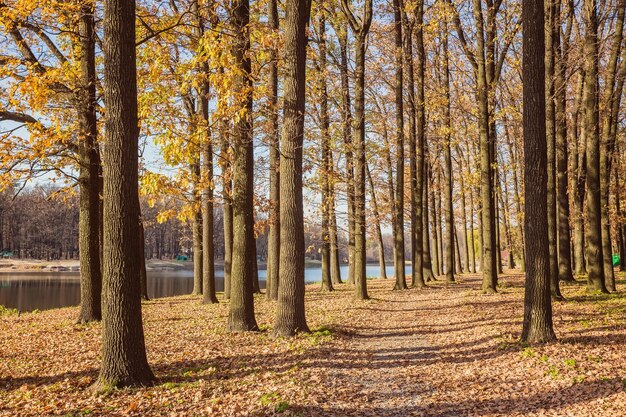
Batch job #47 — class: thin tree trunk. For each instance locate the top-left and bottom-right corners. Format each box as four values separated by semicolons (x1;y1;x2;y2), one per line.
95;0;154;386
191;160;203;295
273;0;312;336
459;163;471;273
472;0;497;293
554;0;575;283
571;71;587;277
329;163;343;284
337;26;355;286
139;212;148;301
583;0;608;293
266;0;280;301
422;161;436;281
317;8;334;292
545;0;562;300
367;163;387;280
202;125;217;303
392;0;406;290
411;0;426;288
76;3;102;324
442;18;454;283
599;0;626;292
221;134;233;299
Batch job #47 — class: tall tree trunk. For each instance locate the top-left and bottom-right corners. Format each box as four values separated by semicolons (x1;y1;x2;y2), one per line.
194;0;216;303
191;161;203;295
469;176;477;273
95;0;154;387
422;160;436;281
273;0;312;336
472;0;497;293
442;18;454;283
545;0;562;299
392;0;406;290
599;0;626;292
337;25;355;286
554;0;575;283
505;122;525;272
521;0;556;344
341;0;372;299
266;0;280;301
367;163;387;280
201;124;217;304
616;159;626;271
459;163;471;273
228;0;259;331
221;134;233;299
329;163;343;284
317;8;334;292
583;0;608;293
76;3;102;324
431;171;441;277
411;0;426;288
571;71;587;277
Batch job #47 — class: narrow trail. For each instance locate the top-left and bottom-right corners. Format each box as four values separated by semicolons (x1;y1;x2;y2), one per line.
319;281;445;416
308;275;626;417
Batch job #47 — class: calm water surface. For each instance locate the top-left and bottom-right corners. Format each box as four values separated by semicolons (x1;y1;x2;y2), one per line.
0;264;412;311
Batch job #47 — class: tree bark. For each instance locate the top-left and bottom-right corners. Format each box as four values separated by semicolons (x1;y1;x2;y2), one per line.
583;0;608;293
228;0;259;331
472;0;497;293
412;0;426;287
521;0;556;344
554;0;575;283
570;71;587;277
337;25;355;286
266;0;280;301
191;160;203;295
273;0;312;336
392;0;406;290
545;0;562;299
599;0;626;292
317;8;334;292
76;3;102;324
442;17;454;283
95;0;154;387
367;163;387;280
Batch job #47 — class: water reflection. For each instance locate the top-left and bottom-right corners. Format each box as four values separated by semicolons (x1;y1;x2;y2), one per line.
0;264;411;312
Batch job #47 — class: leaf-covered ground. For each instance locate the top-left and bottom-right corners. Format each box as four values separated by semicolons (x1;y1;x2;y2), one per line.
1;271;626;416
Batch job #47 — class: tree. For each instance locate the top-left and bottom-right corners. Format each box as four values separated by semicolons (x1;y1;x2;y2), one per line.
521;0;556;344
228;0;258;332
391;0;407;290
441;11;455;283
94;0;154;388
273;0;312;337
316;5;335;292
341;0;372;300
0;0;103;323
265;0;280;301
583;0;608;294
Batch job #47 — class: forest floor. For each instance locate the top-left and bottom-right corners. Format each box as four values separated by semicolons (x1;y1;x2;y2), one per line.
1;271;626;416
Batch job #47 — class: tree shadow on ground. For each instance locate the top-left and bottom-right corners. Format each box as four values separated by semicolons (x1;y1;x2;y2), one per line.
259;377;624;417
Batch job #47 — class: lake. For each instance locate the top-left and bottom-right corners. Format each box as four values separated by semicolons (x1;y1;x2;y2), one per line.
0;264;412;311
